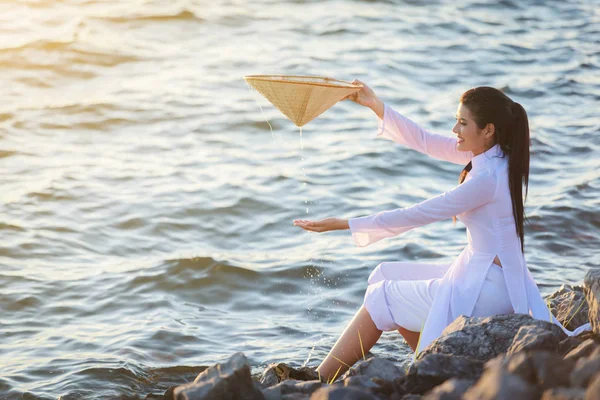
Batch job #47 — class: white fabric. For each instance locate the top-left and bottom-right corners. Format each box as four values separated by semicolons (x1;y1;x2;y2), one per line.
349;103;591;356
364;262;513;333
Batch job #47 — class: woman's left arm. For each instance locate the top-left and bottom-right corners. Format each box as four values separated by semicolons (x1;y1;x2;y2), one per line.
348;170;498;247
293;217;349;232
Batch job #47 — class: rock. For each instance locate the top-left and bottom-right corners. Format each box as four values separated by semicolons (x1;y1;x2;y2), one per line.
421;378;476;400
585;373;600;399
507;324;567;354
400;395;422;400
559;337;585;357
262;380;322;400
584;269;600;335
260;366;280;388
341;376;381;391
485;351;575;390
260;363;319;387
546;284;590;331
565;339;598;362
418;314;560;362
340;357;403;382
173;352;265;400
281;395;309;400
404;354;483;394
309;386;378;399
527;352;575;389
463;366;540;400
541;387;585;400
570;347;600;388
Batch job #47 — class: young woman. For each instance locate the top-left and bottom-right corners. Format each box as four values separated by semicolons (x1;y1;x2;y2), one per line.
293;80;590;382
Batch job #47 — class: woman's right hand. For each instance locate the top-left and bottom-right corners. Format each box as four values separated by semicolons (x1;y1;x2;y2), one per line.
342;79;379;109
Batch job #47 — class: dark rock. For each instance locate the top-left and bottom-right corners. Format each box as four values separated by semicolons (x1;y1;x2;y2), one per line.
559;337;585;357
309;386;378;399
404;354;483;394
546;284;590;331
485;351;575;390
570;347;600;388
585;373;600;399
541;387;585;400
584;269;600;335
400;395;422;400
340;357;403;382
260;363;319;387
565;339;598;362
341;376;381;391
262;380;322;400
507;324;567;354
421;378;476;400
282;395;309;400
528;352;575;389
173;352;265;400
418;314;562;362
463;367;540;400
260;366;280;388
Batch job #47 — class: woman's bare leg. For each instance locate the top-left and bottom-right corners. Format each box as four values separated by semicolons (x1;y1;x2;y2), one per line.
317;306;382;382
397;327;420;351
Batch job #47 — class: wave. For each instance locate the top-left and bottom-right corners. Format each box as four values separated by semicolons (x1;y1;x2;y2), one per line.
96;9;203;23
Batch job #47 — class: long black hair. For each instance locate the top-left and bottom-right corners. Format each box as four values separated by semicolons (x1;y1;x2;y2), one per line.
454;87;531;253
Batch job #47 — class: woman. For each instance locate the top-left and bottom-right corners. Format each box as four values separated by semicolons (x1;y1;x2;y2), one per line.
293;80;590;382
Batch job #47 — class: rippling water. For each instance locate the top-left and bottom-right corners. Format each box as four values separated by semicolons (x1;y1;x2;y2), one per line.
1;0;599;398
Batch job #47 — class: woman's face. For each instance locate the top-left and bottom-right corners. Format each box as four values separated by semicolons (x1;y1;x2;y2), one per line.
452;103;491;155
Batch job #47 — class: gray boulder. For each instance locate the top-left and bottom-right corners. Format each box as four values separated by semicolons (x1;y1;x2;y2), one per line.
173;352;265;400
463;365;539;400
309;386;378;399
497;351;575;390
559;337;585;357
341;375;382;391
585;373;600;399
260;363;319;387
546;284;590;331
262;380;322;400
507;324;567;354
340;357;403;382
404;353;483;394
541;387;585;400
570;347;600;388
418;314;562;362
565;339;598;362
421;378;476;400
584;269;600;335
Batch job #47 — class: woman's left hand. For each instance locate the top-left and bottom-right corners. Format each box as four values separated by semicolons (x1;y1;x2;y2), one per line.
293;218;349;233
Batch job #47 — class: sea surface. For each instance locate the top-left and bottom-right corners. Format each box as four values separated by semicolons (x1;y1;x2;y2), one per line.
1;0;599;398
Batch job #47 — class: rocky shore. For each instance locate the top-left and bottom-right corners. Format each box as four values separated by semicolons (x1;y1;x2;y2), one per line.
142;269;600;400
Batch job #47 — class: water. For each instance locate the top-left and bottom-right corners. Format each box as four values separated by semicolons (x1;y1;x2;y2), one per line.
1;0;599;398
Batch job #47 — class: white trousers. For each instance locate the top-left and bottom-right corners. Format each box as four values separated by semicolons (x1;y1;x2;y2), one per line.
363;261;514;332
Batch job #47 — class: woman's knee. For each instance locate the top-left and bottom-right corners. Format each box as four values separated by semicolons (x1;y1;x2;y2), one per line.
367;263;387;285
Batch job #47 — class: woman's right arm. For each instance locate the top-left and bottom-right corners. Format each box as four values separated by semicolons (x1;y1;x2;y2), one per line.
372;100;473;165
343;80;472;165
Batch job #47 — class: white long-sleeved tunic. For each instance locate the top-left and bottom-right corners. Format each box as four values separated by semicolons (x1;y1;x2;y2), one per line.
348;103;590;355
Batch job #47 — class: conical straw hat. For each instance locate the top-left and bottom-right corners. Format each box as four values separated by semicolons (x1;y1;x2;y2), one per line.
244;75;362;127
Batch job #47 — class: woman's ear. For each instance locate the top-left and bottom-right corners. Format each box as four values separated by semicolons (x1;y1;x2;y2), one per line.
484;123;495;139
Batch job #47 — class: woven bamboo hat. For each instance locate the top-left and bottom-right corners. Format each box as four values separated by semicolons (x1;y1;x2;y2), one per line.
244;75;362;127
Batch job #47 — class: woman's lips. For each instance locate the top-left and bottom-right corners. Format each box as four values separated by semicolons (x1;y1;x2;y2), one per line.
457;138;465;143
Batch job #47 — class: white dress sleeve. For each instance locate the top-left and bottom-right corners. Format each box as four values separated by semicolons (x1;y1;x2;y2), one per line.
377;103;474;165
348;171;497;247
